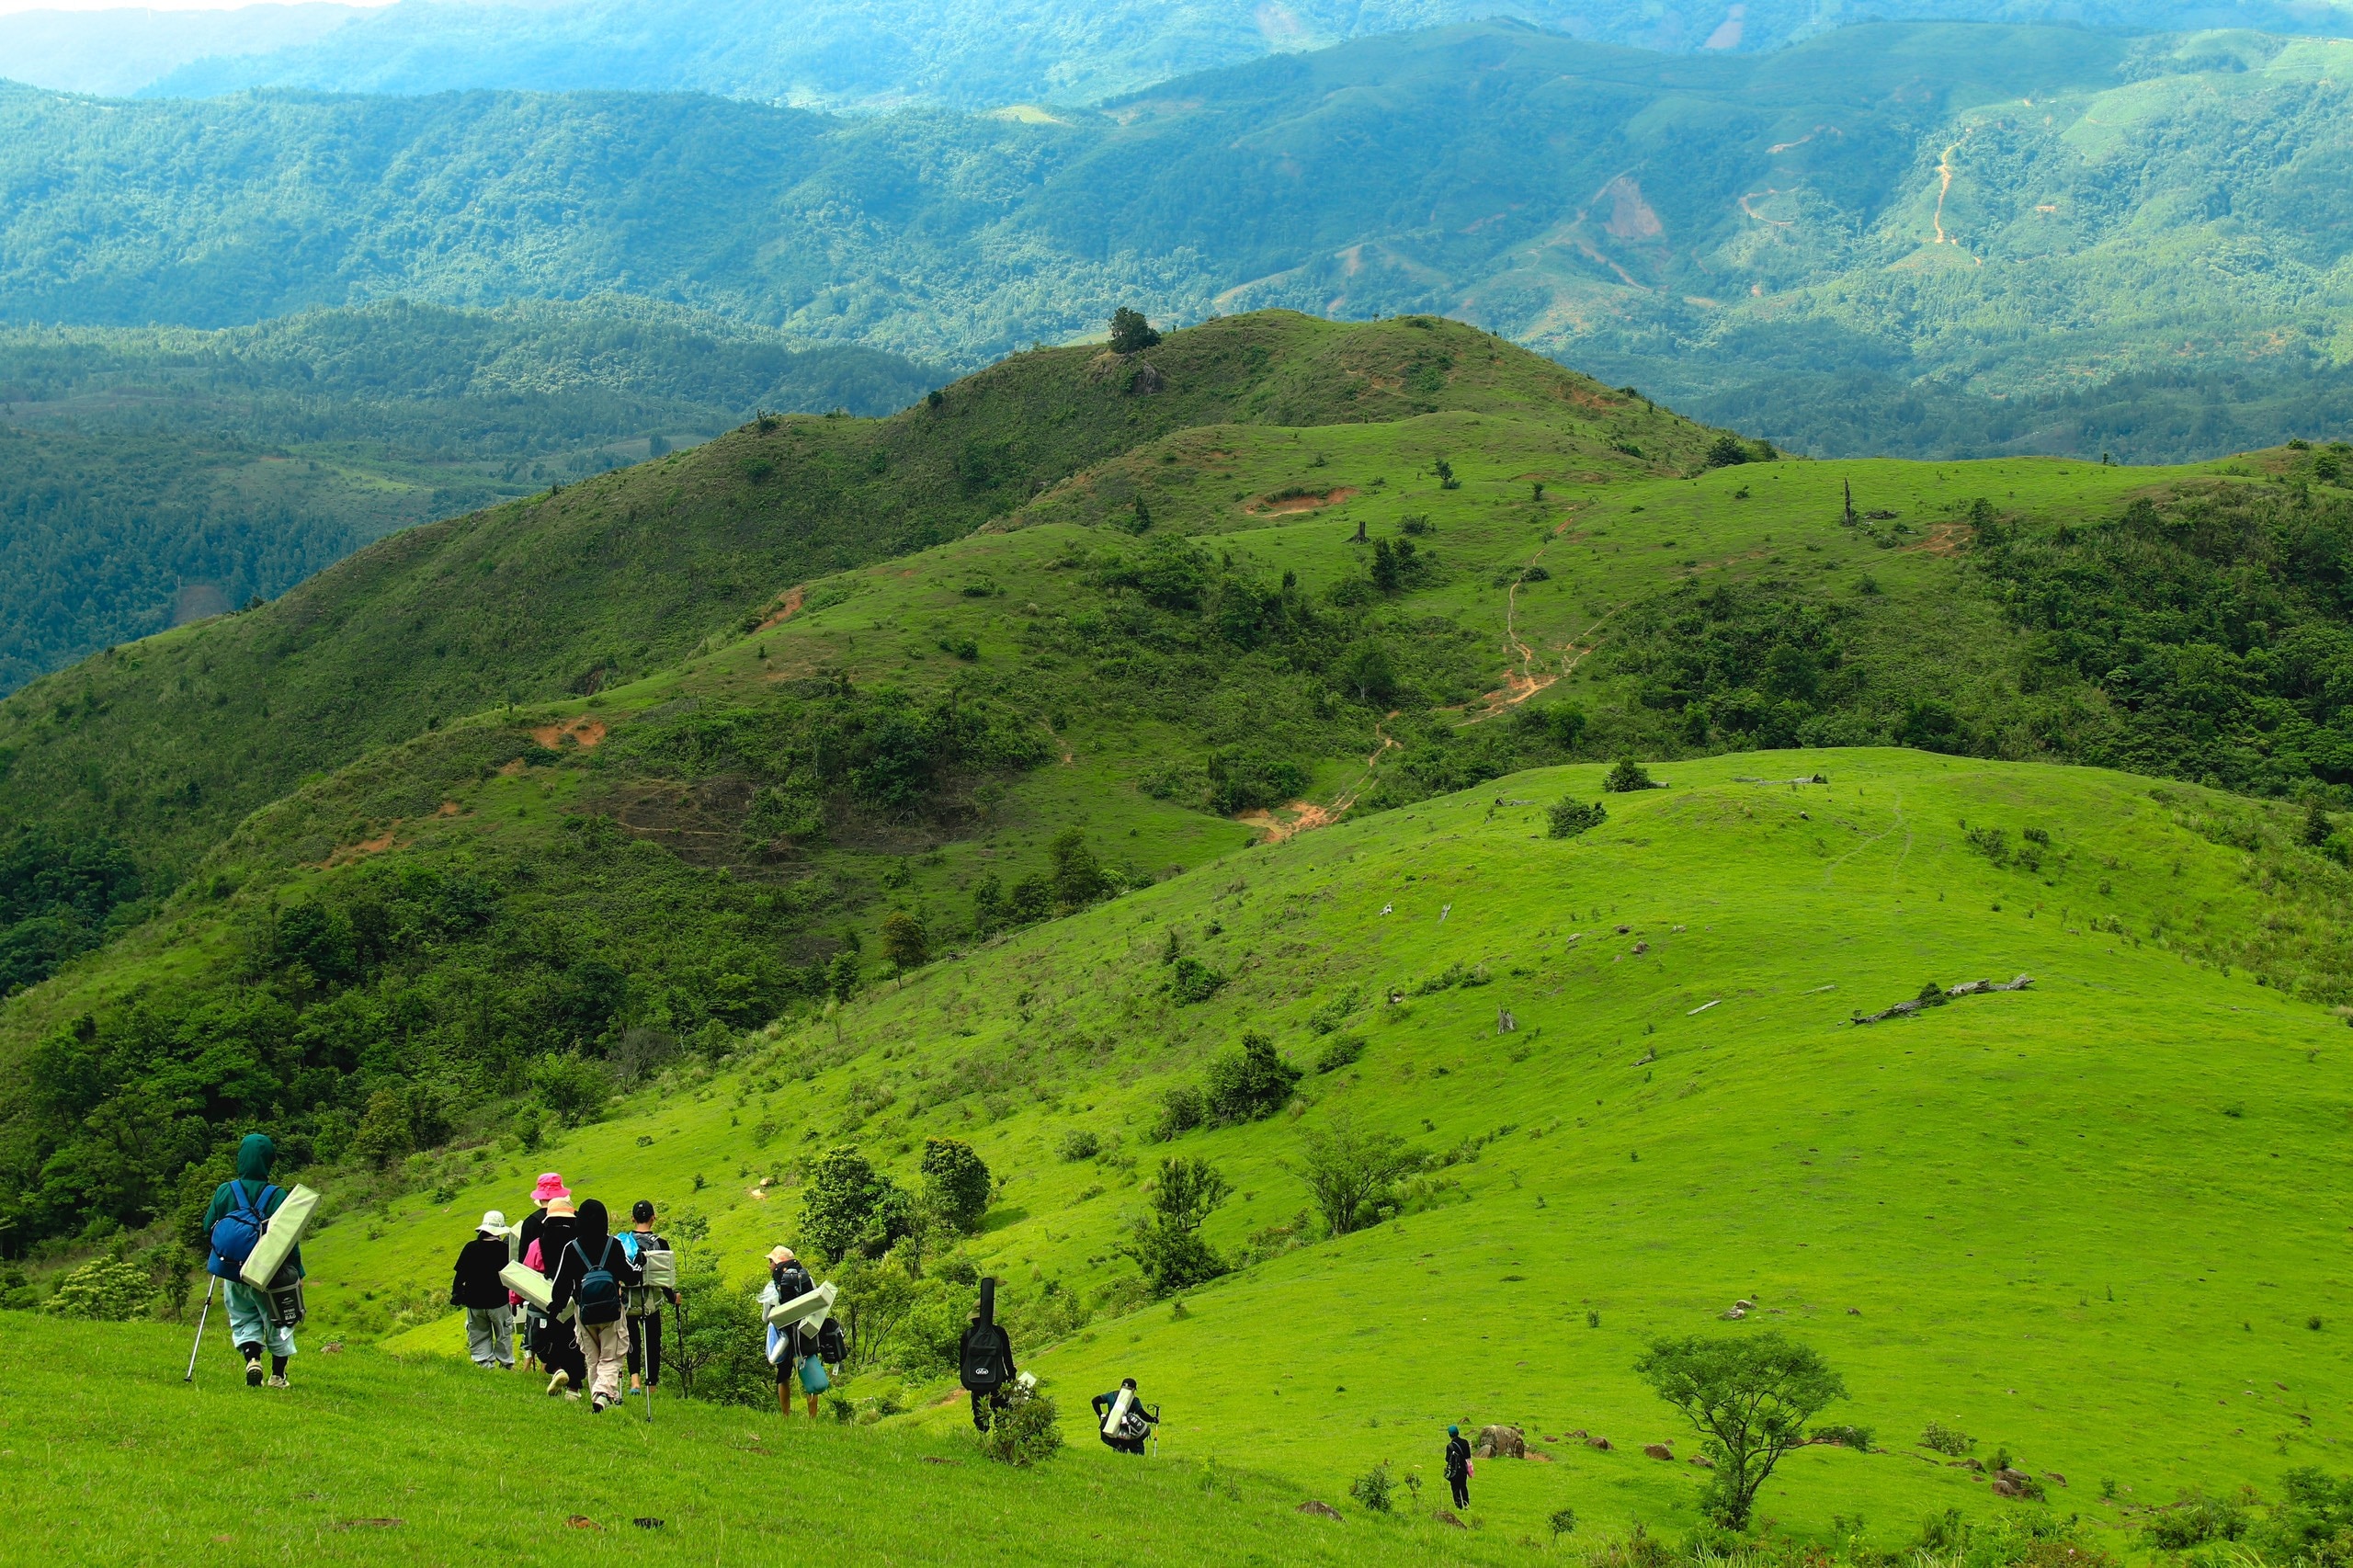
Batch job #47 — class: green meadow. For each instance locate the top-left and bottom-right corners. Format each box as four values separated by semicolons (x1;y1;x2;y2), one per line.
315;748;2353;1554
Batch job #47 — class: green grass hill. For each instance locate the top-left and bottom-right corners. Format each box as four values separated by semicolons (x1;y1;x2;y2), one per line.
71;744;2353;1561
0;311;1677;880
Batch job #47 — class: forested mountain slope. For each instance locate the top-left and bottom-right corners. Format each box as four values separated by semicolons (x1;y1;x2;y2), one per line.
5;24;2349;460
0;300;935;694
0;312;1677;882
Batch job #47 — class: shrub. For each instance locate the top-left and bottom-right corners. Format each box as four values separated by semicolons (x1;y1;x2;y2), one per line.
1705;434;1752;469
801;1146;917;1263
1548;799;1608;838
1152;1084;1207;1142
1204;1031;1302;1124
978;1382;1064;1466
1167;956;1226;1005
43;1256;152;1321
1920;1420;1975;1456
1550;1506;1578;1540
529;1053;611;1127
2144;1494;2247;1550
1605;757;1659;792
1349;1460;1394;1513
1813;1424;1874;1449
1313;1035;1365;1074
1059;1129;1101;1162
1207;749;1308;814
670;1256;772;1408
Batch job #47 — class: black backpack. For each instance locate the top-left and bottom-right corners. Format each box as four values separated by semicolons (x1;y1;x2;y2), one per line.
815;1316;848;1365
570;1238;623;1325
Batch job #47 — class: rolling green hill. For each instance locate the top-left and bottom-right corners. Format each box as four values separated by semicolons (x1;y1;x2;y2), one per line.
4;23;2352;458
90;744;2353;1559
0;299;937;695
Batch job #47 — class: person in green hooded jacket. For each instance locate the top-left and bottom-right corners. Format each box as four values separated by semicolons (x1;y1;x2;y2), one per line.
203;1133;305;1388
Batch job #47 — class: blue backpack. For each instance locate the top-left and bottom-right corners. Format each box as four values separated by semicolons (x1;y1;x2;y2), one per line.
207;1181;278;1281
570;1238;623;1325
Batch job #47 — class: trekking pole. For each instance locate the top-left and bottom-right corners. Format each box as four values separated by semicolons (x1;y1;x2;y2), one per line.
676;1295;691;1397
184;1278;217;1383
1151;1404;1161;1459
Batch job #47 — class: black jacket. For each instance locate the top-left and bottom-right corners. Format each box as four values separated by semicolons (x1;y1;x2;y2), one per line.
1445;1436;1472;1479
1093;1390;1157;1429
450;1236;510;1309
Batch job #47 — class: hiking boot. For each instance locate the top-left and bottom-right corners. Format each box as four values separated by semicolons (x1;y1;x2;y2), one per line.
591;1395;607;1414
563;1391;582;1402
546;1369;571;1396
267;1375;290;1389
245;1360;265;1388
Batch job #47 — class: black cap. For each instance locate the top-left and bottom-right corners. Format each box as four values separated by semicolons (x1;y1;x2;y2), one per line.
631;1199;654;1222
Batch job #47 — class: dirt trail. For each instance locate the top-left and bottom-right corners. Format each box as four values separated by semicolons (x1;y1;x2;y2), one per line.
319;824;400;868
1250;486;1358;515
530;718;607;750
1244;714;1399;843
756;585;807;632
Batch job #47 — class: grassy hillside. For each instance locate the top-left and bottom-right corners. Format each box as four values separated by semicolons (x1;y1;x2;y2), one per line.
4;24;2353;456
0;312;1654;880
14;311;2353;1256
165;745;2353;1555
6;1313;1517;1566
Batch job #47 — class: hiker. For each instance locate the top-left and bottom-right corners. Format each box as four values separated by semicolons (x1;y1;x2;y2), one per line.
450;1210;515;1369
1092;1378;1157;1455
619;1199;677;1395
547;1198;641;1414
1444;1424;1472;1509
758;1246;822;1418
515;1173;566;1369
528;1193;587;1396
203;1133;304;1389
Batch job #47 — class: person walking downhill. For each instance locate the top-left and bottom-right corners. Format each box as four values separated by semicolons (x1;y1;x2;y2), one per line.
203;1133;303;1389
516;1174;566;1371
530;1193;587;1397
1092;1378;1158;1455
1444;1425;1473;1510
450;1211;515;1369
547;1198;640;1414
620;1200;676;1397
757;1246;821;1419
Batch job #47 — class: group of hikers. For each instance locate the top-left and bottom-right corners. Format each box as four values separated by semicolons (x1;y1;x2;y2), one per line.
204;1140;1478;1497
447;1172;687;1413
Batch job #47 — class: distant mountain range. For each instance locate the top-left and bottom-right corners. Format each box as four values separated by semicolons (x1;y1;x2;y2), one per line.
6;0;2353;106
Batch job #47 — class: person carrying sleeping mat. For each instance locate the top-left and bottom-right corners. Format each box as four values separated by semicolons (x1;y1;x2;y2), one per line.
1092;1378;1157;1455
619;1199;676;1395
757;1246;822;1418
202;1133;304;1389
529;1194;587;1396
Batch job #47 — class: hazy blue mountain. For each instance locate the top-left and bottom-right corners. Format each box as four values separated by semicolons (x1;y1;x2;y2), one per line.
0;3;364;97
3;0;2337;107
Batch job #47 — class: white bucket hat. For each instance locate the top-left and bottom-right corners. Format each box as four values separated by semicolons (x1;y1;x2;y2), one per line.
478;1210;507;1234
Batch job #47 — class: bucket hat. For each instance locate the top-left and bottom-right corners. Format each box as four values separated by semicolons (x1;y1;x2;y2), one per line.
531;1173;568;1202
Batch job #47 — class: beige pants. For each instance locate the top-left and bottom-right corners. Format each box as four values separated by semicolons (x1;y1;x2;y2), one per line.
575;1316;631;1403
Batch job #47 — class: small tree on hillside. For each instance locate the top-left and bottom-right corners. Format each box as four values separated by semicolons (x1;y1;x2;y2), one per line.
1049;829;1107;910
1298;1115;1418;1236
1121;1155;1230;1294
1547;799;1607;839
1109;307;1162;354
801;1146;916;1264
1635;1332;1846;1529
880;911;929;971
2304;798;2335;849
921;1137;994;1235
1205;1031;1302;1124
1605;757;1659;793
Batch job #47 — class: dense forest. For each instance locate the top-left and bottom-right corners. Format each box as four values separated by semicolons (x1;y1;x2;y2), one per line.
0;301;935;691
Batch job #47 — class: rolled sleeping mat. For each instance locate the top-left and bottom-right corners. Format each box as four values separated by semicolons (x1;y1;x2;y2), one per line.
240;1184;321;1289
1102;1385;1135;1437
764;1280;836;1330
639;1248;677;1290
500;1260;555;1312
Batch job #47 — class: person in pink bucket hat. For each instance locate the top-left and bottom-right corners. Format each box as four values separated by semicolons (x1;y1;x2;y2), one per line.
514;1174;567;1369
